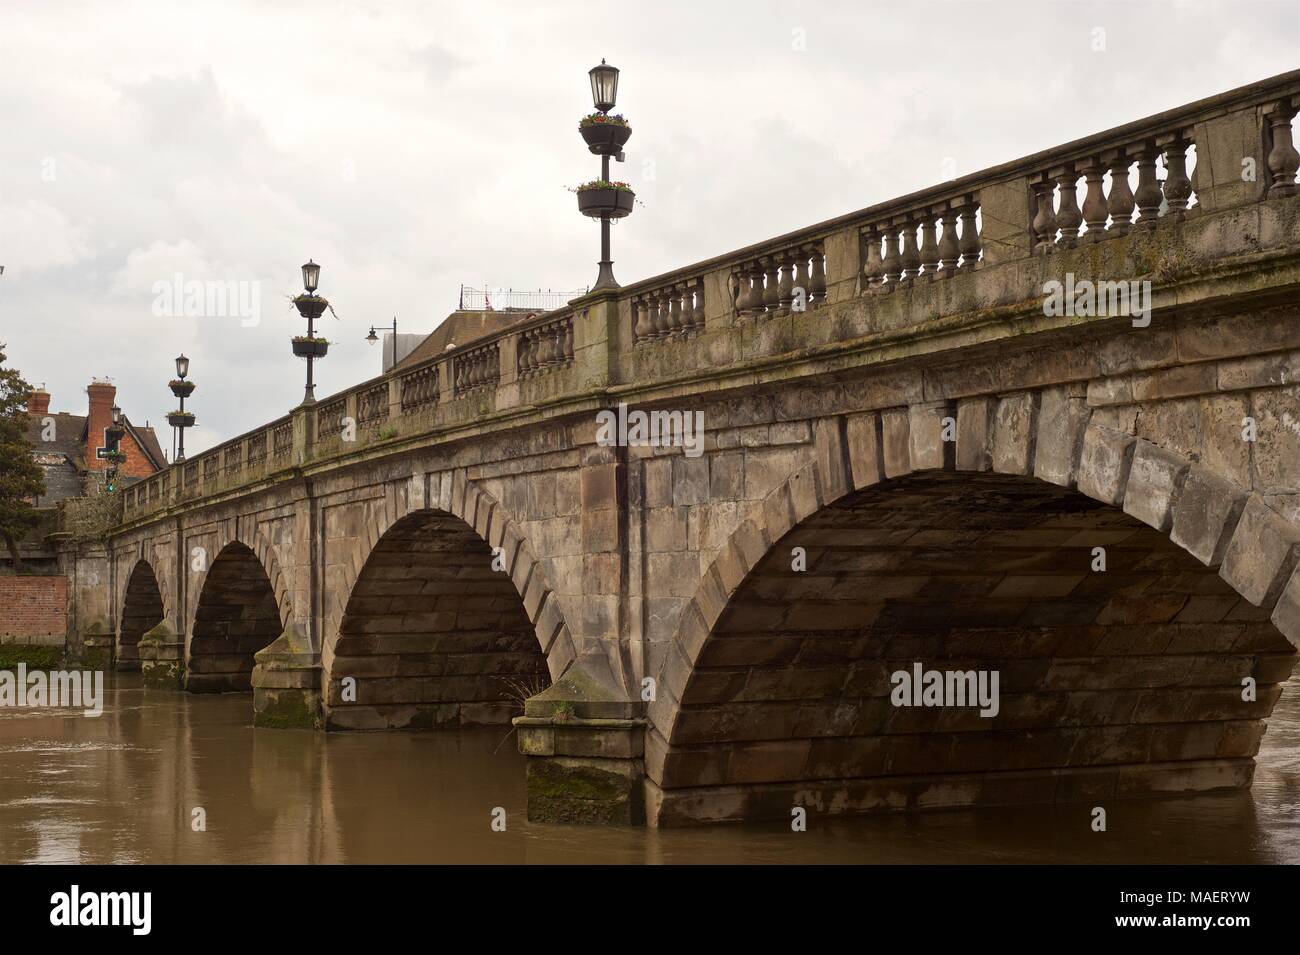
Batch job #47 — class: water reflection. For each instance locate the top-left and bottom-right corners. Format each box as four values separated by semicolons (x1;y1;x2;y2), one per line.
1;673;1297;864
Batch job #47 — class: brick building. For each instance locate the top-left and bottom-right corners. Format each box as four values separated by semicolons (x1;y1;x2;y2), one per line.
26;379;166;505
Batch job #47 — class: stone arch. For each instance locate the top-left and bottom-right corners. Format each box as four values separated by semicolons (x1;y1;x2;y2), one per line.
115;543;173;631
647;394;1300;825
116;558;165;671
196;523;293;634
187;540;283;692
322;471;577;682
320;473;577;730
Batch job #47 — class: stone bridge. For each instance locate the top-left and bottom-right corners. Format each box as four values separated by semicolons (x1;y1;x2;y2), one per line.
104;72;1300;826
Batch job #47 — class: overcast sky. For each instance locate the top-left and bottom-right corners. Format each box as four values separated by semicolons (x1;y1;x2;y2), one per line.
1;0;1296;453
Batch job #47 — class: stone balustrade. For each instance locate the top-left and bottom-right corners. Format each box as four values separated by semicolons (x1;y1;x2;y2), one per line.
271;420;293;460
356;383;389;432
1028;131;1195;252
399;364;439;412
317;396;347;441
517;313;574;374
453;341;500;395
113;70;1300;528
734;242;826;319
862;195;981;291
631;280;705;344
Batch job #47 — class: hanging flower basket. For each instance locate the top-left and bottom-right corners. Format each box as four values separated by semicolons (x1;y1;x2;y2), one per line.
168;378;195;399
292;293;329;320
579;113;632;154
166;411;196;428
575;180;636;219
292;335;330;358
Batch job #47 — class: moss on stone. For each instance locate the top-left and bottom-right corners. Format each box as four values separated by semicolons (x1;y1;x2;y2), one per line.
254;689;321;729
141;662;182;689
526;759;644;825
0;646;64;671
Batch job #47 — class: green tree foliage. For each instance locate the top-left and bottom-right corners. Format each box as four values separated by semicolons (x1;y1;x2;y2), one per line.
0;344;46;569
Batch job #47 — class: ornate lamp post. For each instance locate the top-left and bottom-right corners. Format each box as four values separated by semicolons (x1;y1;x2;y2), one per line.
576;59;634;291
292;259;330;404
365;317;399;372
167;354;196;463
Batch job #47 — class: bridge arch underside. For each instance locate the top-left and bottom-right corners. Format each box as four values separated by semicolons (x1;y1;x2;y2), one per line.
188;543;281;693
652;471;1298;826
117;560;164;672
325;509;550;730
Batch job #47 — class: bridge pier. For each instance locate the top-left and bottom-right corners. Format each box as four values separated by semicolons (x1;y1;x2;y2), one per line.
514;649;647;825
251;624;322;729
79;617;115;671
138;622;184;688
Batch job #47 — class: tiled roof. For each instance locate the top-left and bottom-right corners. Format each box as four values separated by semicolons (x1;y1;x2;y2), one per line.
24;412;88;467
393;309;540;373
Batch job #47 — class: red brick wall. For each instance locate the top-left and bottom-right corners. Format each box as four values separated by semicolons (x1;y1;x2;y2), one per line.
0;577;67;640
118;432;159;478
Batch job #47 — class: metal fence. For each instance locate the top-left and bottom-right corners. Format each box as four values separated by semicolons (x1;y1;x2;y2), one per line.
457;285;588;312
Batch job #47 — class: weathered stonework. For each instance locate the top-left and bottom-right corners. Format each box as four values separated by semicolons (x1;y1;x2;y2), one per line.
99;73;1300;827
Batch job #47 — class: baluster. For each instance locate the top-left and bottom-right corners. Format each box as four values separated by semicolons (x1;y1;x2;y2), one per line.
691;281;705;330
633;296;652;344
731;272;748;315
1030;178;1058;253
879;224;900;288
937;208;960;274
518;332;532;376
529;330;542;371
562;320;574;361
655;289;672;338
1160;135;1193;219
749;262;767;317
1053;164;1081;248
958;199;981;269
918;212;940;280
778;254;795;313
668;285;685;337
535;327;552;368
1080;156;1109;240
792;252;811;308
1105;148;1135;236
862;227;884;292
761;257;779;316
1266;98;1299;197
1134;143;1163;228
898;219;920;287
808;245;827;304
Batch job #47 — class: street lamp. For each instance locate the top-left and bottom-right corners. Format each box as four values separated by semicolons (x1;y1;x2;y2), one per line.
168;354;196;463
589;59;619;113
292;259;330;405
366;317;398;372
576;58;634;292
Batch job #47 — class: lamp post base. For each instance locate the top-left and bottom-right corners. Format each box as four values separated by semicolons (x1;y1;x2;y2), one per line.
592;260;619;292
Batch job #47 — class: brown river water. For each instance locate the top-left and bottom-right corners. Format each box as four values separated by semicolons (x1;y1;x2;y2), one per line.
1;673;1297;865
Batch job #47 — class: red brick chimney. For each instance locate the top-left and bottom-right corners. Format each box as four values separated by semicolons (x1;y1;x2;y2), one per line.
26;388;50;416
85;379;117;472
